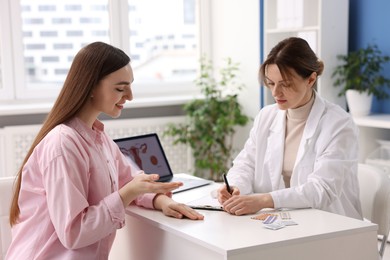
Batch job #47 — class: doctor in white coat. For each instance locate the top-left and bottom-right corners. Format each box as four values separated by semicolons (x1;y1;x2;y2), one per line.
218;37;362;219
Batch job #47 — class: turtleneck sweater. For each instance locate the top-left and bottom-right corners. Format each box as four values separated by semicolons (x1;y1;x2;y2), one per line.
282;93;315;188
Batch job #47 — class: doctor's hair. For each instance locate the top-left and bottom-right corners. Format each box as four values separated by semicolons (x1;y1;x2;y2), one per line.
259;37;324;87
9;41;131;226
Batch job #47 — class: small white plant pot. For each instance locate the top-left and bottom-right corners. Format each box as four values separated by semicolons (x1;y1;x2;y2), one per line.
345;89;373;117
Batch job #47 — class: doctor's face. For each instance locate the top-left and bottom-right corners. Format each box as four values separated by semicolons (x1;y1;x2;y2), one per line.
264;64;316;110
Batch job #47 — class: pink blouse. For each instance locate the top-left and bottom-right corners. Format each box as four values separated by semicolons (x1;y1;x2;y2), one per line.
6;118;155;259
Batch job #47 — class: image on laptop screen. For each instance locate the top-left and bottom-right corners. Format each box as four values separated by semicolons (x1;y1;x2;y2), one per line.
114;133;213;193
114;133;173;180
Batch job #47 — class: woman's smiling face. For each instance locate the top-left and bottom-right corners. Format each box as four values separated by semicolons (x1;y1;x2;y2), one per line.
91;64;134;118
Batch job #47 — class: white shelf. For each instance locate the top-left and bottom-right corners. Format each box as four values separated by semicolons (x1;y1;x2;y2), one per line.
353;114;390;129
266;26;320;34
354;114;390;162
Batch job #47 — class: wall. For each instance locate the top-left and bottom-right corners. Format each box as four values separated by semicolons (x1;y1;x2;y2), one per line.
209;0;261;152
349;0;390;113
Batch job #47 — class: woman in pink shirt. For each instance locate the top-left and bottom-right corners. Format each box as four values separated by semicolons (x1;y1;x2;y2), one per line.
6;42;204;260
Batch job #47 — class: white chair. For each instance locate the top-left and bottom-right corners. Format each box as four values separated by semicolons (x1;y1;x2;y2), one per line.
0;177;15;260
358;163;390;259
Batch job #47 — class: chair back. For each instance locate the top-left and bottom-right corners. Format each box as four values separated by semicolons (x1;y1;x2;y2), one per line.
358;163;390;258
0;177;15;260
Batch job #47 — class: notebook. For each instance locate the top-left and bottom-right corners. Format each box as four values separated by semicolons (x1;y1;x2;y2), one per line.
114;133;212;193
186;194;224;211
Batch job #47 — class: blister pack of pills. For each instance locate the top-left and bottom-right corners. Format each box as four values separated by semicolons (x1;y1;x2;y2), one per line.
251;213;277;221
251;211;298;230
263;222;286;230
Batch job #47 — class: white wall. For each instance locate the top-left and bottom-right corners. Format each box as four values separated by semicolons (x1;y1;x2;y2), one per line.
210;0;261;153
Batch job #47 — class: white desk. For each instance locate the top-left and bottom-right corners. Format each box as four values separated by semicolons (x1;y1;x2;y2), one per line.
110;181;379;260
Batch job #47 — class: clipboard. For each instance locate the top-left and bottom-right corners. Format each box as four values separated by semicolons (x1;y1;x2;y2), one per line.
186;194;224;211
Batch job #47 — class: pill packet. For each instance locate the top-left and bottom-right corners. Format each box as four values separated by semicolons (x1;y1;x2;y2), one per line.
263;222;286;230
263;215;278;224
251;213;277;221
279;211;291;220
281;220;298;226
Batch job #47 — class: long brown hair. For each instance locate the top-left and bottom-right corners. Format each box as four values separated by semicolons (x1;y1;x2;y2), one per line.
259;37;324;87
9;42;130;226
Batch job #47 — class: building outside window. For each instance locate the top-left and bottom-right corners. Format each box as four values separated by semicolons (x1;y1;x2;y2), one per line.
0;0;206;105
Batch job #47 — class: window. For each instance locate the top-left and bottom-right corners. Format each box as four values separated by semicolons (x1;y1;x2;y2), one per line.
128;0;197;87
0;0;14;100
0;0;210;105
17;0;109;98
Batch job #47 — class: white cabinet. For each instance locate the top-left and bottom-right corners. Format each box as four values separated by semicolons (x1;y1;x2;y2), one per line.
262;0;349;108
354;114;390;162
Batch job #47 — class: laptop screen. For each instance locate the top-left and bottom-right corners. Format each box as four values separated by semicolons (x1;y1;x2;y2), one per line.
113;133;173;180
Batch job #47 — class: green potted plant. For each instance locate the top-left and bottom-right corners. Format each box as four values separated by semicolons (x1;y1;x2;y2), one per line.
332;44;390;116
164;56;250;181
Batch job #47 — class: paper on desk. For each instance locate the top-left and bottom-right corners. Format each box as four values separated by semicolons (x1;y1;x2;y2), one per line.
186;194;223;211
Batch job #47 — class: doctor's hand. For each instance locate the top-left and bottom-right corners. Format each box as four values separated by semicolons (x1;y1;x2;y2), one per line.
217;184;240;204
222;193;275;216
153;194;204;220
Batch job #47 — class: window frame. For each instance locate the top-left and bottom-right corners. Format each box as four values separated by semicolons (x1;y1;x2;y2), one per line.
0;0;16;100
0;0;212;109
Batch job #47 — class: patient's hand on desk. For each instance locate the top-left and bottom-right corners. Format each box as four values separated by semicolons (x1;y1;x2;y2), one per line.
218;185;275;215
153;194;204;220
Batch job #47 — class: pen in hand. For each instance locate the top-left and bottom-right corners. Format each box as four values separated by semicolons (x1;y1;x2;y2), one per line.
223;173;232;194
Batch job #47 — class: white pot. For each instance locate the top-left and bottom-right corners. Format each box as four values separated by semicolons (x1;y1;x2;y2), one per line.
345;89;373;117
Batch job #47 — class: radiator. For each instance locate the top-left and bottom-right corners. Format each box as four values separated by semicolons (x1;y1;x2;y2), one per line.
0;116;191;178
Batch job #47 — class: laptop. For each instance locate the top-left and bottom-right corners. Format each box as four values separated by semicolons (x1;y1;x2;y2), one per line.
114;133;212;193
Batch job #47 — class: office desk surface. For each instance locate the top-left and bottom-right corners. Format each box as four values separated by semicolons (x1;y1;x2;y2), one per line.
114;179;378;260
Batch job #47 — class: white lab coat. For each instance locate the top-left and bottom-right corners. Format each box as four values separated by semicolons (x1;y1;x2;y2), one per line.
227;93;363;219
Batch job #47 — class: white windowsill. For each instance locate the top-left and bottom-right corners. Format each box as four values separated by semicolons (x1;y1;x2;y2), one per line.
0;95;199;117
